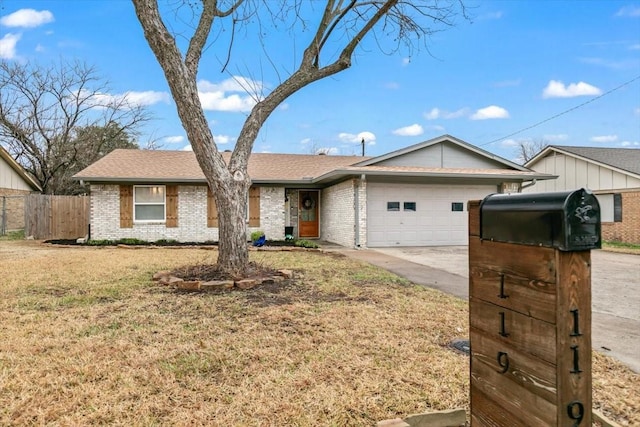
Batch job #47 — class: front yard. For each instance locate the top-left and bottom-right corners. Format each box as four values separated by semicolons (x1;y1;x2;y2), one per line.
0;241;638;426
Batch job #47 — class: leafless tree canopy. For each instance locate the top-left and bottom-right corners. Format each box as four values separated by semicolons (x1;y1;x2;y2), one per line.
132;0;467;272
514;138;549;165
0;60;151;194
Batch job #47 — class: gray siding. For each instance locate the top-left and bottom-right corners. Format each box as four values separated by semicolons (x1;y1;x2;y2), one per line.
526;153;640;192
0;159;33;191
373;142;506;169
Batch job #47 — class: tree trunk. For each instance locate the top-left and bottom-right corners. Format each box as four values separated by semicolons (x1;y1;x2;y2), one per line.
214;179;250;274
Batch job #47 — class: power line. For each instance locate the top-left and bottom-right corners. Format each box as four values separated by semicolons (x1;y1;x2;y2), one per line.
479;74;640;147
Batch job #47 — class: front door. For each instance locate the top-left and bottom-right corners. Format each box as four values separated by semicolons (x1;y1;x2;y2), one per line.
298;190;319;238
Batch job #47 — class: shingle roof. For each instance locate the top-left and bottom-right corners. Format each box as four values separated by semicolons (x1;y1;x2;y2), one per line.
74;149;369;183
74;148;556;185
550;146;640;176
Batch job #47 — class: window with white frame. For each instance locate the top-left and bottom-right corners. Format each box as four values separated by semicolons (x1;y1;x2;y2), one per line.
134;185;166;222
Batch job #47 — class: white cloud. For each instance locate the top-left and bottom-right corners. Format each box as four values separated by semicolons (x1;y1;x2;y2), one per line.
163;136;184;144
500;138;522;147
315;147;339;155
634;107;640;116
579;57;639;70
0;33;20;59
630;44;640;50
279;103;289;111
402;57;411;66
300;138;312;145
338;131;376;145
615;6;640;17
424;107;469;120
590;135;618;143
197;77;263;112
182;144;193;151
214;134;232;144
85;90;170;108
385;82;400;90
0;9;54;28
543;134;569;142
424;108;441;120
392;124;424;137
198;76;264;93
470;105;510;120
542;80;602;98
122;91;170;106
620;141;640;147
199;92;256;112
35;43;45;52
427;124;445;132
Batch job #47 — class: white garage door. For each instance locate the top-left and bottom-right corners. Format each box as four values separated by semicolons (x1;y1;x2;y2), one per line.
367;183;497;247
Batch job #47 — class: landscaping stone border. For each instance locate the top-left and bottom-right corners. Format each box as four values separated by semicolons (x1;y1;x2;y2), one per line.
152;269;294;292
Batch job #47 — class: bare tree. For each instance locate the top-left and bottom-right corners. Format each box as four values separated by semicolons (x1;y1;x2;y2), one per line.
132;0;466;274
0;60;151;194
514;138;548;165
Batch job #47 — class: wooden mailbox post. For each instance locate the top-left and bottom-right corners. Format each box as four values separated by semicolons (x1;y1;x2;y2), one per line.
468;189;601;426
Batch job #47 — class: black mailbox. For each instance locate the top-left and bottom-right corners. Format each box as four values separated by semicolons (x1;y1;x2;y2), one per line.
480;188;601;251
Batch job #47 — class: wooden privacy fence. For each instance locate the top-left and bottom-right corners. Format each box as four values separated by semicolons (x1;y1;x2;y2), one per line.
24;194;89;240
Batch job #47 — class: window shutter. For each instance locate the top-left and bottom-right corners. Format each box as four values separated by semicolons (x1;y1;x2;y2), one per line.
249;186;260;227
119;185;133;228
207;187;218;227
166;185;178;227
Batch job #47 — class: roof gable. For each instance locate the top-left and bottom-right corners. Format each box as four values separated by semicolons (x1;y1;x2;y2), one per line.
0;146;41;191
527;145;640;178
354;135;529;171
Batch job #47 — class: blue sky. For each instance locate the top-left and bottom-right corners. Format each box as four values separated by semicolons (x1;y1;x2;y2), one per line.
1;1;639;162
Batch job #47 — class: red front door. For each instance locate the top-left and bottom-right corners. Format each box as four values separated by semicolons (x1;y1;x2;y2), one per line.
298;190;319;238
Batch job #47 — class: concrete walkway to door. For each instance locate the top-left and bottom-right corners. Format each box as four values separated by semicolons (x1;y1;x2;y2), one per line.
334;245;640;374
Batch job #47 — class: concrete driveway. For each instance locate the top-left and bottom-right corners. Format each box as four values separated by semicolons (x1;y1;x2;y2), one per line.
373;246;640;373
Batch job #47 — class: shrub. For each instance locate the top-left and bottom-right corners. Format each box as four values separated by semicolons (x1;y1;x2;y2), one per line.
86;239;115;246
250;230;265;242
294;239;319;249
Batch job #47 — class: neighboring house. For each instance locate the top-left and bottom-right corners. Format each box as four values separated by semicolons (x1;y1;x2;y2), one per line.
73;135;554;247
0;146;41;232
525;145;640;244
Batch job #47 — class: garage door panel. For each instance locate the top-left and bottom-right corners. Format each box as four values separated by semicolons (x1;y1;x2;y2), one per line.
367;183;496;247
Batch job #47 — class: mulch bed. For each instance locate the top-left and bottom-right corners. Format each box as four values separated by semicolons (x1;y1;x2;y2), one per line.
44;239;300;248
170;261;282;282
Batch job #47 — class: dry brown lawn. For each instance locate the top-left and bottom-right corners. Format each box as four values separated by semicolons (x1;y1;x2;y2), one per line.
0;240;638;426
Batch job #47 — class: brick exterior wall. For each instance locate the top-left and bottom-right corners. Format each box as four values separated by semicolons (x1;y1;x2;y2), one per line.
89;184;284;242
257;186;285;240
0;188;30;231
321;179;357;247
601;190;640;244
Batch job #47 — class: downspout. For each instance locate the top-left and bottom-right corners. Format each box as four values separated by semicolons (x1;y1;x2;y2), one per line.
521;179;537;190
354;174;365;248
